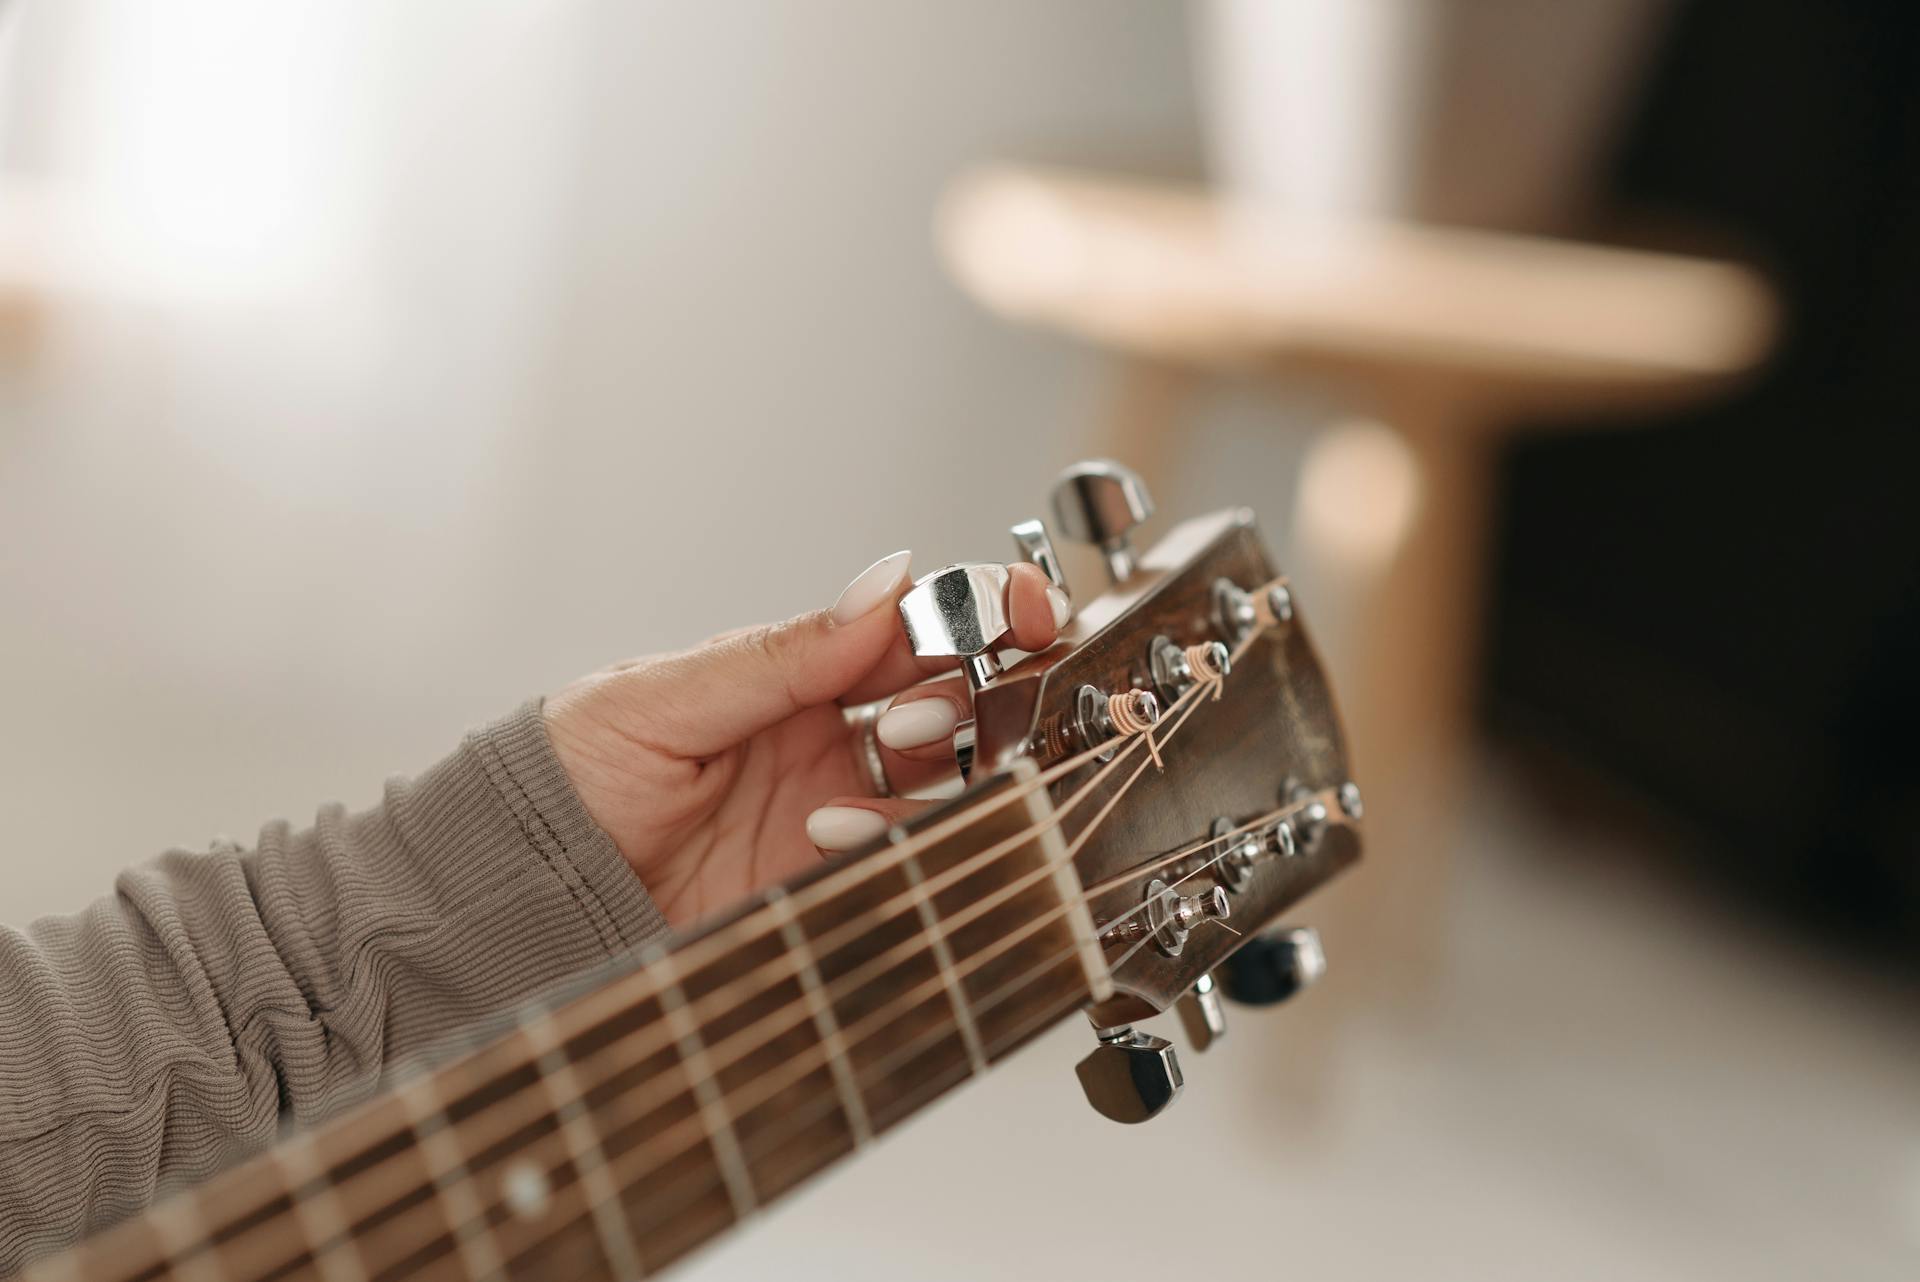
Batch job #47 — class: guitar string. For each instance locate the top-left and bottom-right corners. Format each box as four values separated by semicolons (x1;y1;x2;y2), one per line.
493;569;1284;1039
176;616;1280;1282
126;677;1213;1282
105;688;1171;1282
128;603;1288;1282
321;642;1311;1280
309;687;1217;1282
514;822;1257;1274
402;582;1289;1275
487;691;1329;1275
347;691;1229;1282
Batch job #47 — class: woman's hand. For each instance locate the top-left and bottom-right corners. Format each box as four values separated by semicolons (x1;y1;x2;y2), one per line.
544;552;1071;929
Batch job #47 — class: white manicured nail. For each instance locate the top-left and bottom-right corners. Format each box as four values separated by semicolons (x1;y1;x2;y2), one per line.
1045;585;1072;630
877;698;959;751
806;806;892;851
832;550;911;625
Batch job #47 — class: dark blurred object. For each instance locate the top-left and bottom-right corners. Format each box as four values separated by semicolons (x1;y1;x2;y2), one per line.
1491;0;1920;958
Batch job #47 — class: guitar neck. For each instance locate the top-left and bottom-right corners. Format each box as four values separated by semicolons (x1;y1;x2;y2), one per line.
42;764;1109;1282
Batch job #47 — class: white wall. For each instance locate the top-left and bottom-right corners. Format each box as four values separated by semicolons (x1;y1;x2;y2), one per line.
0;1;1211;920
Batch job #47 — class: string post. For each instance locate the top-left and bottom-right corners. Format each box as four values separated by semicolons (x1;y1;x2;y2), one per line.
1072;683;1161;766
1150;633;1232;707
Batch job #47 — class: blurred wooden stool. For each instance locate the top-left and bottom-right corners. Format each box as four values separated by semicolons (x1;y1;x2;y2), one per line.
939;166;1776;1010
0;183;55;368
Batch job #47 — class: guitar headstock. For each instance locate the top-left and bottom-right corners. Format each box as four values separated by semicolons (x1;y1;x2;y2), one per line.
904;460;1361;1123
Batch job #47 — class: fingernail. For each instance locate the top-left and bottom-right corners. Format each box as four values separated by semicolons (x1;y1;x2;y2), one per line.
806;805;892;851
831;550;912;625
877;698;960;751
1045;584;1072;630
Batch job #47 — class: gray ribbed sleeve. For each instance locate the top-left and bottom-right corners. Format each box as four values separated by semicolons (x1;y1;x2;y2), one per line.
0;701;670;1274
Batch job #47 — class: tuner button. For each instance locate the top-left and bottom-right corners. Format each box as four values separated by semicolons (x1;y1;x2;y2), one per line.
1050;459;1153;585
1175;972;1229;1052
1010;519;1068;596
1171;885;1231;936
1218;927;1326;1008
1140;876;1230;957
1075;1027;1184;1124
897;563;1013;690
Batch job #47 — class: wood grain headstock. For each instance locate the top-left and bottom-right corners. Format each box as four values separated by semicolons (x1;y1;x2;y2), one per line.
970;506;1361;1028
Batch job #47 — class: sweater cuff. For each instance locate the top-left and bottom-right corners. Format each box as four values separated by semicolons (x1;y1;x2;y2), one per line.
463;700;671;958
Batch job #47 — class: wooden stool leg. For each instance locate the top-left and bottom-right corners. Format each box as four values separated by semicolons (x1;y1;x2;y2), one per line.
1083;356;1194;498
1287;396;1494;1012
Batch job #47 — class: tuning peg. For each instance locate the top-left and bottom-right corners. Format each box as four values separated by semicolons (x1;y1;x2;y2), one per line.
1217;927;1325;1007
1050;459;1153;586
1175;972;1228;1052
1010;518;1067;596
1102;877;1229;956
1075;1025;1183;1124
898;563;1013;690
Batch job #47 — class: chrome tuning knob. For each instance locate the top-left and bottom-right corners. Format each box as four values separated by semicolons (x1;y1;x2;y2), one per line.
1050;459;1153;586
1175;972;1229;1052
1075;1025;1183;1124
1218;927;1325;1008
898;563;1013;690
1010;518;1067;595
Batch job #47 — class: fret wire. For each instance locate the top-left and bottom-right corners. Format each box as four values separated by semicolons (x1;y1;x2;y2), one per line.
388;666;1200;1254
396;1078;509;1282
894;841;988;1075
172;759;1128;1282
404;783;1258;1279
194;767;1267;1282
69;616;1273;1282
471;728;1159;1198
371;676;1227;1271
98;772;1130;1282
497;681;1168;1054
650;953;760;1221
765;887;873;1146
526;690;1224;1221
630;885;1190;1242
492;706;1212;1239
525;1013;647;1280
276;1134;368;1282
522;886;1160;1257
441;671;1244;1274
508;706;1161;1130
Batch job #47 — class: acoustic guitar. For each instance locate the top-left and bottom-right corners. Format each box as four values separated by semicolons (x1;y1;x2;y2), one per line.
27;460;1362;1281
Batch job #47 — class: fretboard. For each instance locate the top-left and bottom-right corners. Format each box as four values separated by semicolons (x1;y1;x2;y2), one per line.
34;763;1109;1282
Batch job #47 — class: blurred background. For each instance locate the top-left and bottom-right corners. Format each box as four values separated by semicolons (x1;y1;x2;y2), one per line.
2;2;1916;1279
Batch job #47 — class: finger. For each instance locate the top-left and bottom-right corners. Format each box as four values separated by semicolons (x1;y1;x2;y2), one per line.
842;688;965;801
837;561;1071;706
873;678;969;763
626;550;914;758
805;797;927;854
1006;561;1071;652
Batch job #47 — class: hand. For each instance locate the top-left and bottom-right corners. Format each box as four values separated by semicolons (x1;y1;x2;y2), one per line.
543;552;1071;929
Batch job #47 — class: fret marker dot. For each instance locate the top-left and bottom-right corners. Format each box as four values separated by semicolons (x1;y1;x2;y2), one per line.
503;1162;552;1220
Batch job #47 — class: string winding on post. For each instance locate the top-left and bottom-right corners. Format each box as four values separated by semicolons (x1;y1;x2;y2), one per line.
1106;689;1162;767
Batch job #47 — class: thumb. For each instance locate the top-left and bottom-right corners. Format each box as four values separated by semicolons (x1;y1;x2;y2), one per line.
639;550;913;757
